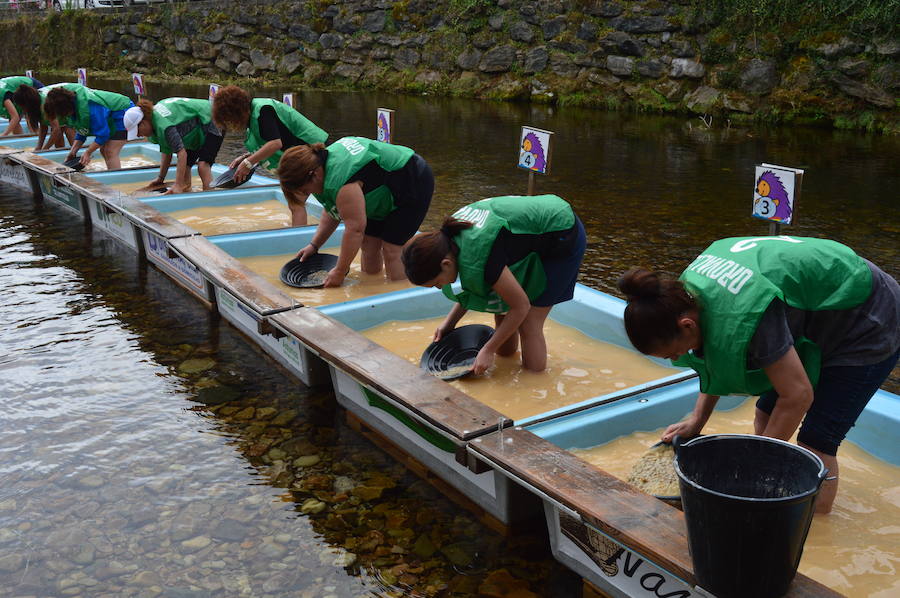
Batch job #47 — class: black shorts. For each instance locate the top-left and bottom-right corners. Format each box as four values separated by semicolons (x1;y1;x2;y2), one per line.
364;154;434;246
185;130;224;167
108;130;127;141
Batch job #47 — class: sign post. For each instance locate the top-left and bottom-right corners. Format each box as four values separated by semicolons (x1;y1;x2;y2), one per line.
282;93;295;108
132;73;145;100
752;163;804;235
77;68;87;87
208;84;219;104
376;108;394;143
517;126;553;196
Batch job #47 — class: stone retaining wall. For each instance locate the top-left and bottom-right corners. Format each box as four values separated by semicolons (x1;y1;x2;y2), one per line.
1;0;898;132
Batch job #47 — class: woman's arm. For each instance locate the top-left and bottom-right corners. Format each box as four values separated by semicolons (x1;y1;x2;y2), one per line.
166;150;191;194
283;185;308;226
1;100;19;136
323;183;366;287
435;303;467;341
472;267;531;374
760;346;814;440
234;139;282;184
296;211;339;259
662;392;720;442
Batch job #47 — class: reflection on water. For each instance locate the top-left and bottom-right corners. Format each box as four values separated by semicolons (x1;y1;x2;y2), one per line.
1;79;898;596
0;191;577;596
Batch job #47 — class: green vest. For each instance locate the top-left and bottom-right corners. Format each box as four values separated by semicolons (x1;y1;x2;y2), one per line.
0;76;37;119
441;194;576;313
149;98;212;155
57;84;91;132
65;88;132;136
318;136;415;222
673;236;872;396
245;98;328;169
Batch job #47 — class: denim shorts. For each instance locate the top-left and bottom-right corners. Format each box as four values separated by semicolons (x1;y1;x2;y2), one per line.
531;216;587;307
756;348;900;456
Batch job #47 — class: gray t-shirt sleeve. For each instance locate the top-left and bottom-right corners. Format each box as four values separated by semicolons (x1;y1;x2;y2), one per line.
747;260;900;370
747;299;794;369
164;125;184;154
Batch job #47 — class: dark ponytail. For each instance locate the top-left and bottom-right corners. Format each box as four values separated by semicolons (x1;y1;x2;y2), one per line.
402;216;473;285
617;268;697;354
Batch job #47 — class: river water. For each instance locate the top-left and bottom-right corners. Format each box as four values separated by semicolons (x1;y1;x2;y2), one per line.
1;78;898;597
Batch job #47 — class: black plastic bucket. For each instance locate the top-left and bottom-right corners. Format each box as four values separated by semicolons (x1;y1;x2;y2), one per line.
674;434;827;598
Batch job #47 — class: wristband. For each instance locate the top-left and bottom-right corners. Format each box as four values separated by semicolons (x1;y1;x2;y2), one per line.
309;241;320;250
242;158;255;171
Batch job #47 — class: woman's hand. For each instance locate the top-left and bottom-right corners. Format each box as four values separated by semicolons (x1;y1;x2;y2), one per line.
295;243;318;261
323;267;346;288
228;153;248;169
661;415;703;443
433;322;455;342
472;345;495;376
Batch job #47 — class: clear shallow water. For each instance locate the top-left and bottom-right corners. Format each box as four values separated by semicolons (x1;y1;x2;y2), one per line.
1;81;898;597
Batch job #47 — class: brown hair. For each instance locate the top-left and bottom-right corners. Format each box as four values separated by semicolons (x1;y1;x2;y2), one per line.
11;85;41;130
401;217;474;285
617;268;697;355
278;143;327;189
211;85;251;130
137;98;154;123
43;87;76;120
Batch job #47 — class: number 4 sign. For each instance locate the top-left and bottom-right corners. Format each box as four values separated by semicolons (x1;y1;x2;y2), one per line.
518;126;553;175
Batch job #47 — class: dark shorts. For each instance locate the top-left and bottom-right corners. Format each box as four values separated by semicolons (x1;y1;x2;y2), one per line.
107;106;133;141
756;347;900;456
531;216;587;307
30;78;44;89
186;130;224;167
364;154;434;246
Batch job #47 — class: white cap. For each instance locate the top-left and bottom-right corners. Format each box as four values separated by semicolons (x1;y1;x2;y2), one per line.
123;106;143;141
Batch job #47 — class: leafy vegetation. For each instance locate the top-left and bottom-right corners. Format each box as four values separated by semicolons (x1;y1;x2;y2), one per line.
697;0;898;36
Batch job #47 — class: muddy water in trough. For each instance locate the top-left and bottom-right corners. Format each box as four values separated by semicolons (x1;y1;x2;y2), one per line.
1;77;898;597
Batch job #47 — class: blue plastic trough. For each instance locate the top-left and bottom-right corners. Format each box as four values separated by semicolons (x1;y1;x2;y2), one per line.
467;376;900;597
303;283;694;525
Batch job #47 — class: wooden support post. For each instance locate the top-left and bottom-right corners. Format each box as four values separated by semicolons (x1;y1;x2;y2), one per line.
527;171;535;196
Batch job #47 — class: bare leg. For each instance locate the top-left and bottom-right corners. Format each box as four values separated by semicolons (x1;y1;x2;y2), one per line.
518;305;552;372
102;140;127;170
800;442;838;514
492;313;518;356
197;161;213;190
381;241;406;280
360;235;383;275
754;408;769;435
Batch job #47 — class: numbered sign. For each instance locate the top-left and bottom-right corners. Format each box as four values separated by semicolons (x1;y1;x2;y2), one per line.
376;108;394;143
518;126;553;175
77;68;87;87
208;83;219;103
132;73;145;97
282;93;295;108
752;163;803;226
25;70;33;78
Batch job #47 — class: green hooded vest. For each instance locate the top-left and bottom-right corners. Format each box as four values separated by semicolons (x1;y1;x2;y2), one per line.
318;136;415;222
441;194;576;313
673;236;872;396
245;98;328;169
64;88;132;137
149;98;212;155
0;76;38;119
